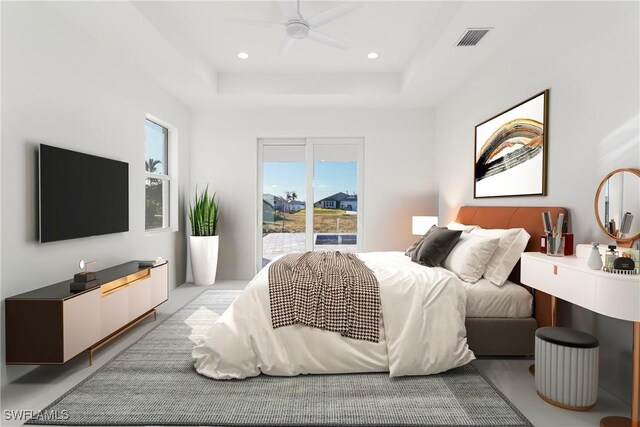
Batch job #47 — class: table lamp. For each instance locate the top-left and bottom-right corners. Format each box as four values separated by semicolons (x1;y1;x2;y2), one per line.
412;216;439;235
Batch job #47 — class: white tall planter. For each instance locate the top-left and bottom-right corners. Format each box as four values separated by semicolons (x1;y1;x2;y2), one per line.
189;235;219;286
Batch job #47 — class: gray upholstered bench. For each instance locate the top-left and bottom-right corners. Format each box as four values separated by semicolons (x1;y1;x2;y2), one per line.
535;327;599;410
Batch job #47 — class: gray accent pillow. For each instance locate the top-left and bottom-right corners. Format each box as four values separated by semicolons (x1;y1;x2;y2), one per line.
405;226;435;257
410;227;462;267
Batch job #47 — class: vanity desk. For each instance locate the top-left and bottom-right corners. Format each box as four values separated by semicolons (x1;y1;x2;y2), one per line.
521;252;639;427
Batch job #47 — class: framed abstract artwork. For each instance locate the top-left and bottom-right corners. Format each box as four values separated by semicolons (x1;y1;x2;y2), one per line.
474;90;549;198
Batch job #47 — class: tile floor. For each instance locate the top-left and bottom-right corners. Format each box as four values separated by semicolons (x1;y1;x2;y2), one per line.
262;232;357;266
0;280;631;427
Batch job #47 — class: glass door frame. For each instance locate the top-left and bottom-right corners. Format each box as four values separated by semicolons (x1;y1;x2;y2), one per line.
256;137;364;273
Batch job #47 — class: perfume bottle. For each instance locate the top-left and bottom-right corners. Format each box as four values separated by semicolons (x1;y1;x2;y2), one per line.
629;242;640;273
605;245;617;271
629;242;640;263
587;243;603;270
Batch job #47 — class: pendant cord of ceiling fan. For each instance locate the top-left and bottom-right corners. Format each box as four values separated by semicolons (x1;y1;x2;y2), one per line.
296;0;304;21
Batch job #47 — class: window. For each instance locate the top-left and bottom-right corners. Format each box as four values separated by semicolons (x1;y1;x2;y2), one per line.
258;138;363;270
144;117;172;231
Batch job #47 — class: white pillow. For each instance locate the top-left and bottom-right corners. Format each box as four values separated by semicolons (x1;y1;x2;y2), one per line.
470;227;531;286
442;233;500;283
446;221;479;233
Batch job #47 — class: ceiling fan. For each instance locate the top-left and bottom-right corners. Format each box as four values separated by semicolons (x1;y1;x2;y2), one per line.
225;0;364;54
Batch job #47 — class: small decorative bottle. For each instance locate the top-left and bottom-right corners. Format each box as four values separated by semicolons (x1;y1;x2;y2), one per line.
587;242;603;270
604;245;617;272
628;242;640;274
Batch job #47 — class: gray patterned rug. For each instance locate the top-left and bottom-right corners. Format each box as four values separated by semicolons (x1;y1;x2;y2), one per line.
29;289;532;426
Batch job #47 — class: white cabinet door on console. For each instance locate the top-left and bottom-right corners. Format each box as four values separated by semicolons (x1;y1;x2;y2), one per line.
149;264;169;308
128;276;152;322
63;289;100;361
101;286;130;337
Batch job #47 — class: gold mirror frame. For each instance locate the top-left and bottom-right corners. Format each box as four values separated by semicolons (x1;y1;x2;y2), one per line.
594;167;640;248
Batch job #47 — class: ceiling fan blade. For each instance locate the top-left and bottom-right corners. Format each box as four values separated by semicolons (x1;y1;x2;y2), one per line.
306;30;350;50
307;2;365;28
278;0;302;21
278;36;296;55
224;17;284;29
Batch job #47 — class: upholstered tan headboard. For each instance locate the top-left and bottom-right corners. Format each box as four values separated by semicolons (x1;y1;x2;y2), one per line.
456;206;568;253
455;206;569;327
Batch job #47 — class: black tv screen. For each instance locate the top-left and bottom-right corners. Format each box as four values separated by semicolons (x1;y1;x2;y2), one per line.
39;144;129;243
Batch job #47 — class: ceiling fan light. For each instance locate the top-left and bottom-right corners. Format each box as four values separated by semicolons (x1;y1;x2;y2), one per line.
286;21;310;39
237;52;250;59
367;52;379;59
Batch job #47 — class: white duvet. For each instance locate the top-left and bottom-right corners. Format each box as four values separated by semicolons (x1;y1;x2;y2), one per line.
192;251;475;379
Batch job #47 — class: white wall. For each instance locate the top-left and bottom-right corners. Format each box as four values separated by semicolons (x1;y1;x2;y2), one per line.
191;107;436;279
1;3;191;385
434;2;639;404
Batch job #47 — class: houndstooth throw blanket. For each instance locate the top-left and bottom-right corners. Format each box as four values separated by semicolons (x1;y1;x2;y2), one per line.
268;251;380;342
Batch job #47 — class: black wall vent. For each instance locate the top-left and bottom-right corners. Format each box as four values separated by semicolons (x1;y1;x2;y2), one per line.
456;28;491;46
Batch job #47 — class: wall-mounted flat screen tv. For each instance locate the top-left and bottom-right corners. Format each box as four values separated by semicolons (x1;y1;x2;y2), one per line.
39;144;129;243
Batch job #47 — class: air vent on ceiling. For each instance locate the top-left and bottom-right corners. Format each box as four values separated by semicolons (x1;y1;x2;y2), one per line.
456;28;492;47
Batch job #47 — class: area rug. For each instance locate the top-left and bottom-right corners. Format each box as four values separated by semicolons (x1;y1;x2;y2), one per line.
29;289;532;426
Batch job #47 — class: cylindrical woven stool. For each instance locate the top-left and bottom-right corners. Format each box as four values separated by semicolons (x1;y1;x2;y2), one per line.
535;327;599;411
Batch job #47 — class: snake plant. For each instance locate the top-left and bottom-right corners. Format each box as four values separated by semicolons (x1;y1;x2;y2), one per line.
188;185;219;236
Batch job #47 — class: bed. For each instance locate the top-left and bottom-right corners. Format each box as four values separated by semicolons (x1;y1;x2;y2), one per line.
456;206;568;356
193;251;475;379
193;206;567;379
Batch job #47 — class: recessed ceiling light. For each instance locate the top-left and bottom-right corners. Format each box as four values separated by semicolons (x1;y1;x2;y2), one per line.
367;52;379;59
237;52;249;60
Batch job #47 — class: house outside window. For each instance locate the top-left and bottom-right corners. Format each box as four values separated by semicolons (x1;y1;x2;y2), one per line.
144;117;176;231
258;137;363;270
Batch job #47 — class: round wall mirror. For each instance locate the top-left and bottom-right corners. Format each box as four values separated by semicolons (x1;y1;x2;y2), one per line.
594;168;640;247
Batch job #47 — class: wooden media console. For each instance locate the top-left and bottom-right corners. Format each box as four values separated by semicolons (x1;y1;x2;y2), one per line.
5;261;168;365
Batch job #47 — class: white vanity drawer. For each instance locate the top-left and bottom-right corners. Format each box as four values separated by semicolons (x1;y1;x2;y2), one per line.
595;276;640;322
521;255;596;310
553;264;596;310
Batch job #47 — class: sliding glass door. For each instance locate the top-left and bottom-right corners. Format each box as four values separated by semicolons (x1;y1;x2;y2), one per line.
258;138;363;270
259;140;307;268
312;141;359;253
